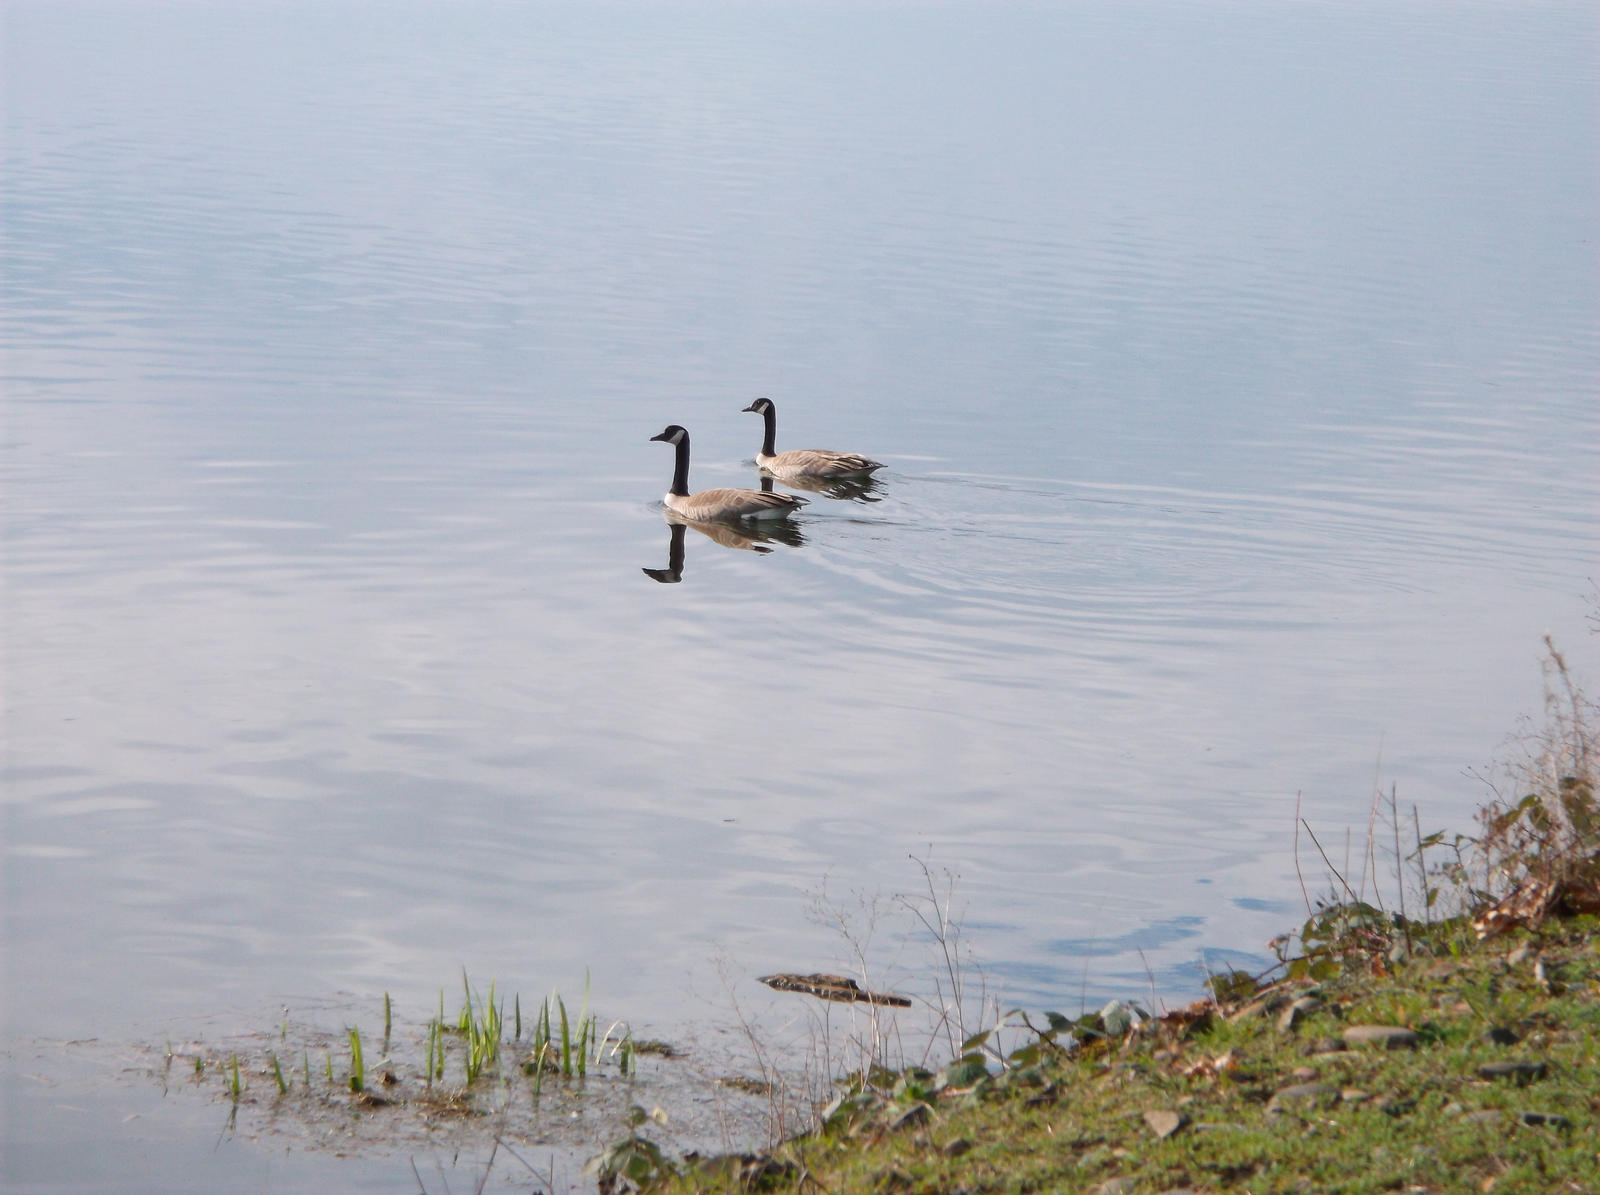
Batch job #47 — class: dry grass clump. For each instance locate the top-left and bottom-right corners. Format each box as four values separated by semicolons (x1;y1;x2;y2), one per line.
1269;638;1600;985
1468;639;1600;937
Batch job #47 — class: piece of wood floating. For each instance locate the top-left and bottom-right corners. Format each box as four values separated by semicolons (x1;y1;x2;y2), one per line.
758;972;912;1007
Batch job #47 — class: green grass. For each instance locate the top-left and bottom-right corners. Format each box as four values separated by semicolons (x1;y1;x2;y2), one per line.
456;971;502;1085
520;978;601;1087
605;1020;637;1078
424;1016;443;1090
347;1025;365;1093
163;969;644;1162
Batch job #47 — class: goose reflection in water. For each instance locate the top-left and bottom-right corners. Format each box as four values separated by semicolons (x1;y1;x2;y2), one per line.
762;469;885;503
641;511;806;584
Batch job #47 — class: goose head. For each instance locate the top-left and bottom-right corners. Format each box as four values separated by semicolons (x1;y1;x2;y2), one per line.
741;398;774;417
650;425;688;445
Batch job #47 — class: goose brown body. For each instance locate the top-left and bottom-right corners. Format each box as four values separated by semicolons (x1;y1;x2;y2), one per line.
667;485;802;521
742;398;884;480
650;425;807;522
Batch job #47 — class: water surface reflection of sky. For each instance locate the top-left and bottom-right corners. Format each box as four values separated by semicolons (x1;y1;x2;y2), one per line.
3;1;1597;1187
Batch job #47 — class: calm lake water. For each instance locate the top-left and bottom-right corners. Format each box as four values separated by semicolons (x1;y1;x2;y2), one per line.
3;0;1596;1188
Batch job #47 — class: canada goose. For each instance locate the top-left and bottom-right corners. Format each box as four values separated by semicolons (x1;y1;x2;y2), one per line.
650;425;807;521
742;397;884;480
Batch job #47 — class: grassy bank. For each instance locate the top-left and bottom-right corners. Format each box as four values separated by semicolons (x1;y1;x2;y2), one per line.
601;647;1599;1193
637;916;1598;1193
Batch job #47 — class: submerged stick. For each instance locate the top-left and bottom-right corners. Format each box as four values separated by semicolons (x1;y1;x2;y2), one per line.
758;973;912;1008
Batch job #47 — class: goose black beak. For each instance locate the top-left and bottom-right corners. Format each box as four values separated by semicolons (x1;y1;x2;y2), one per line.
649;430;671;442
741;400;761;413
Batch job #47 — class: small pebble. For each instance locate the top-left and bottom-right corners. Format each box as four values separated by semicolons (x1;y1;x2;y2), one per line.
1143;1109;1185;1139
1229;997;1272;1022
1342;1025;1419;1049
1277;997;1323;1034
1268;1082;1340;1111
888;1102;930;1131
1519;1111;1570;1130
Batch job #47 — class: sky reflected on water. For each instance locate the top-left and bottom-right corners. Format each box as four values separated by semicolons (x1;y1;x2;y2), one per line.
3;0;1597;1187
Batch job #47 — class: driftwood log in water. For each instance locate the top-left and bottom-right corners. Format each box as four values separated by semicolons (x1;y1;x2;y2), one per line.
758;972;912;1007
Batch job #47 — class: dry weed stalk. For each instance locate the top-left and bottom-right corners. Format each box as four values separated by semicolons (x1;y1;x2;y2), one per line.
897;853;999;1063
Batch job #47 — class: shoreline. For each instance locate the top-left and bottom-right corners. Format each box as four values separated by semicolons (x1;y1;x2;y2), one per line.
612;656;1600;1193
